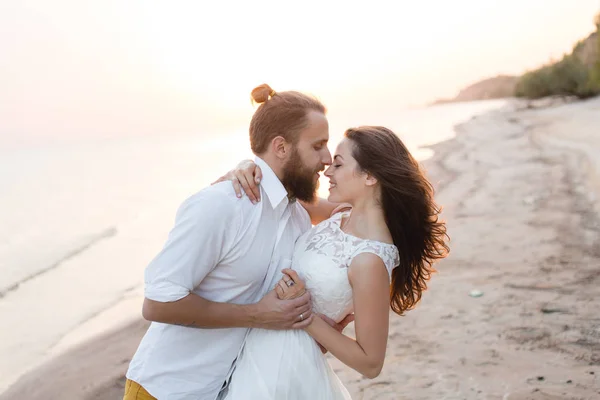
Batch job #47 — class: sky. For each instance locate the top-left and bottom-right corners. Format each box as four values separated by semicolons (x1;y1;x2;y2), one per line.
1;0;599;141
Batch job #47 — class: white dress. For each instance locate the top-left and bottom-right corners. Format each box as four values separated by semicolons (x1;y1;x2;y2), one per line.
224;211;399;400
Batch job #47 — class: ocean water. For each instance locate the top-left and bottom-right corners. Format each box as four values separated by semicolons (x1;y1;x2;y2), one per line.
0;99;506;392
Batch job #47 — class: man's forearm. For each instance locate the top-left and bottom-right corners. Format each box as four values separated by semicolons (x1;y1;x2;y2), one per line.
143;293;258;329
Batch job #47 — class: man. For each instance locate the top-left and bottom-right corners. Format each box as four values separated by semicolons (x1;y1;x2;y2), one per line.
123;84;332;400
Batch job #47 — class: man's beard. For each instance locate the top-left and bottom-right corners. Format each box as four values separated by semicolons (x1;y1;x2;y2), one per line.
281;149;320;203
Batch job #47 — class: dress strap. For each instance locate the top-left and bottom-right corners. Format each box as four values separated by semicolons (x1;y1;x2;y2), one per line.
350;241;399;276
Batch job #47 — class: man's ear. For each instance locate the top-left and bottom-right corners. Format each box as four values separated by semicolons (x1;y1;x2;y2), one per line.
271;136;291;160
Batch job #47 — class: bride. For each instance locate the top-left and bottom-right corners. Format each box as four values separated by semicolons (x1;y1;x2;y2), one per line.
217;117;449;398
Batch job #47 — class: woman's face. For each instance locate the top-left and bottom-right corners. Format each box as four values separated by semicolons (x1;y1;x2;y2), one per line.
324;138;370;204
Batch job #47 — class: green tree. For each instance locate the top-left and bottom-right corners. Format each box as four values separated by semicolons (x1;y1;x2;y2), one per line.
592;12;600;87
516;13;600;99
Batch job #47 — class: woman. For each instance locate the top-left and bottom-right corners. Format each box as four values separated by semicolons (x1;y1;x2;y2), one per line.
217;122;449;399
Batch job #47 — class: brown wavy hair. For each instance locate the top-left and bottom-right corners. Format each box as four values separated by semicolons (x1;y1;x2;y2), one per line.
345;126;449;315
249;83;326;155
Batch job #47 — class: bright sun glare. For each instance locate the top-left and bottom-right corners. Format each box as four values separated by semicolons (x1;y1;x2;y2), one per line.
1;0;598;138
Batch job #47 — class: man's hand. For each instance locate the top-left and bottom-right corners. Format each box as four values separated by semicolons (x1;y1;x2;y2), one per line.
252;289;313;330
212;160;262;204
315;313;355;354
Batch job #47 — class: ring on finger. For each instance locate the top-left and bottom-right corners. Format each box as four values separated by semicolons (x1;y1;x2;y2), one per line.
283;275;295;286
300;313;304;321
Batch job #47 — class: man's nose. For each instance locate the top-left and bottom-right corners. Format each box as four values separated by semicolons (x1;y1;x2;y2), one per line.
322;151;332;165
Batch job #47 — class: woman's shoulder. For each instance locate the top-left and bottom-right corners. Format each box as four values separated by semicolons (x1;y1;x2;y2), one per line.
350;239;399;275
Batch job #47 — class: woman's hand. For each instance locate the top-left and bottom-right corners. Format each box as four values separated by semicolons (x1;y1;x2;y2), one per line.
275;269;306;300
212;159;263;204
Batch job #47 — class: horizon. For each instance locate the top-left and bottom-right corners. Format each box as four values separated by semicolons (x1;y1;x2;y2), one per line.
1;0;599;142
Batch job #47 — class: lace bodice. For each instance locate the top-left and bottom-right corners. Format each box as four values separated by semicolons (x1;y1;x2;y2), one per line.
292;211;399;323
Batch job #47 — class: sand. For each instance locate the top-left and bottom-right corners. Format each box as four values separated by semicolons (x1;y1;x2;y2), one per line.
2;97;599;400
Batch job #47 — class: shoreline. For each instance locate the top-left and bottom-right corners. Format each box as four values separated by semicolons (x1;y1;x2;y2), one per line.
2;97;600;399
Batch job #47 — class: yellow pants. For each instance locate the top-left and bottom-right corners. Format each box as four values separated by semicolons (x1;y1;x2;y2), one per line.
123;379;157;400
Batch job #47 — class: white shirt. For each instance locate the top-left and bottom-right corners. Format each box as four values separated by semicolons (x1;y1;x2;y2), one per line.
126;158;311;400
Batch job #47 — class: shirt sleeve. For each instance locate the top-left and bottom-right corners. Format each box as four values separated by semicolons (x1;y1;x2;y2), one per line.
144;189;239;302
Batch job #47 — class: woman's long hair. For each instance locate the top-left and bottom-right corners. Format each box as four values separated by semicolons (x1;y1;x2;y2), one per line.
346;126;449;315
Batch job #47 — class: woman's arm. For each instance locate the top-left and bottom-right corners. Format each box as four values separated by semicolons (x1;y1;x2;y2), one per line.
298;198;342;225
304;253;390;378
212;160;262;204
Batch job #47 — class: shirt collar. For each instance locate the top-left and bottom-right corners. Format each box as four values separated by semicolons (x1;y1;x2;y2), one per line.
255;157;289;210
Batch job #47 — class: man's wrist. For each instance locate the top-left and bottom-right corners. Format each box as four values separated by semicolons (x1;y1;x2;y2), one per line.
239;303;260;328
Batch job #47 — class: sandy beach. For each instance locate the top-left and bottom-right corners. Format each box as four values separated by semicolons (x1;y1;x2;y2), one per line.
2;97;600;399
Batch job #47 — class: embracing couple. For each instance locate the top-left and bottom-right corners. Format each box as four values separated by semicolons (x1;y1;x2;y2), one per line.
123;84;449;400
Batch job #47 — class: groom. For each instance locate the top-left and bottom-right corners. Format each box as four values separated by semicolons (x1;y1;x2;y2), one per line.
123;86;334;400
